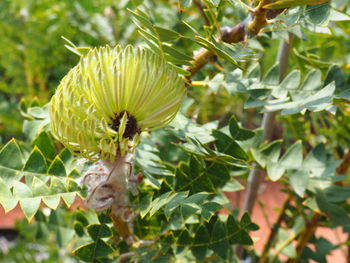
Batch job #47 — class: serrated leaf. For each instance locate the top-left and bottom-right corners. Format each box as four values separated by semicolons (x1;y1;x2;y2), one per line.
23;147;47;174
61;192;76;207
0;139;23;170
48;156;66;176
87;224;112;241
42;195;61;210
19;196;41;221
0;177;17;212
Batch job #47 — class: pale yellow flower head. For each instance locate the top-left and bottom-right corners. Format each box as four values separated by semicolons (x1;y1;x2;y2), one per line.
50;45;186;161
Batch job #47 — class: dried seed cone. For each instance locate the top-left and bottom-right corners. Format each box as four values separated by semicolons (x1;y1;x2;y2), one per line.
50;45;186;160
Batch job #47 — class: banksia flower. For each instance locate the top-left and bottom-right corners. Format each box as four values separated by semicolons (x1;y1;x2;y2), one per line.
49;45;186;161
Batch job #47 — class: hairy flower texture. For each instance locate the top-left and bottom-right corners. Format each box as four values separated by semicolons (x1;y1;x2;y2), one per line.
50;45;186;161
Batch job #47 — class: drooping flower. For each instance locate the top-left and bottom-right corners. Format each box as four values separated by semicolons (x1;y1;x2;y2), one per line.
49;45;186;161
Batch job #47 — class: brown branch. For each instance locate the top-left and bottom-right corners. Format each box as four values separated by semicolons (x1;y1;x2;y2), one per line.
111;214;135;244
185;1;284;79
286;213;321;263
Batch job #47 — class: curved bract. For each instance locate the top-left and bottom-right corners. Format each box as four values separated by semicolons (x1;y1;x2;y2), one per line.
50;45;186;161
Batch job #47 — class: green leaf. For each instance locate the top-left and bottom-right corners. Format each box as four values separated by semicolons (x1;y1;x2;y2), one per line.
277;228;297;258
226;215;253;245
288;169;309;196
181;203;200;220
201;202;222;221
213;130;249;161
316;191;350;227
98;213;112;224
73;239;114;262
76;211;89;226
264;0;328;9
0;139;23;170
32;132;56;161
228;116;255;141
192;36;242;68
13;181;41;221
280;141;303;169
87;224;112;241
176;230;192;254
222;179;244;192
306;2;330;25
23;147;47;174
263;64;280;86
301;70;322;91
229;116;240;138
240;212;259;231
0;177;17;212
324;65;345;89
128;8;154;31
210;220;229;259
267;162;285;181
191;225;210;262
149;192;173;216
154;26;182;41
253;140;282;168
164;191;189;219
140;194;153;218
48;156;66;176
74;221;85;237
323;185;350;203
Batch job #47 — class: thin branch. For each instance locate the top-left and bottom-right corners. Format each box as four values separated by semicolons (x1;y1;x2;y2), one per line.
286;213;321;263
259;194;292;263
185;1;284;79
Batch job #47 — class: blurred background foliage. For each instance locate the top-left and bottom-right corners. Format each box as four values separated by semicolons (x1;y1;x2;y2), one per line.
1;0;350;262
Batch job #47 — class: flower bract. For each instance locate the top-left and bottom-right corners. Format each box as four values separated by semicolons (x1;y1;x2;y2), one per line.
50;45;186;160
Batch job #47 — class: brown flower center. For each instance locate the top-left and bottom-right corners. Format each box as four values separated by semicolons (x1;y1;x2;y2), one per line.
110;111;140;139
